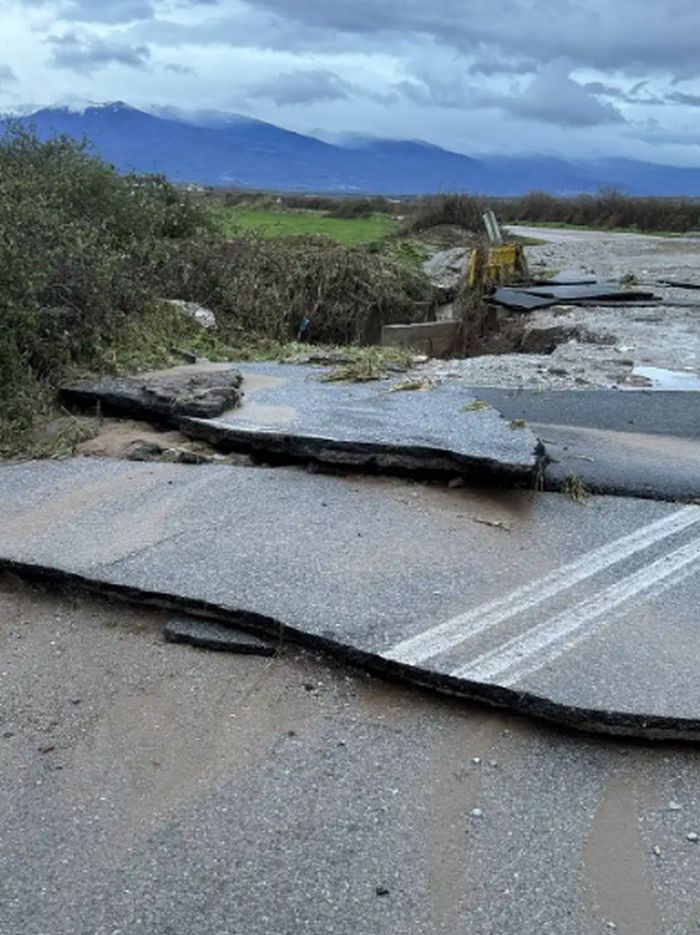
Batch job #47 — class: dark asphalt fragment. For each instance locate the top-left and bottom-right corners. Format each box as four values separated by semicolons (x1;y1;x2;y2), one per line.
164;617;277;656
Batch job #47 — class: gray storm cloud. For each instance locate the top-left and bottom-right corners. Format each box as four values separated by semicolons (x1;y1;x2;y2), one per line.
2;0;700;163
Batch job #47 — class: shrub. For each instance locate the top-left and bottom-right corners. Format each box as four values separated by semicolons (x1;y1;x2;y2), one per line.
325;197;392;219
155;234;435;346
0;125;211;445
492;188;700;233
0;127;434;449
402;194;486;234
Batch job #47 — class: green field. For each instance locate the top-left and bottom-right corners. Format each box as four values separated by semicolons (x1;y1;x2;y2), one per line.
215;207;398;245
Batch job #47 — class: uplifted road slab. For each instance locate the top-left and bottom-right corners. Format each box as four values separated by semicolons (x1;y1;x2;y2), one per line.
3;458;700;740
61;362;243;420
180;362;541;479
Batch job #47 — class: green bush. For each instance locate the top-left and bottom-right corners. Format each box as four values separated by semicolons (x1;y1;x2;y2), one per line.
0;128;434;451
402;194;486;234
155;234;434;346
325;197;392;219
0;125;211;445
492;188;700;233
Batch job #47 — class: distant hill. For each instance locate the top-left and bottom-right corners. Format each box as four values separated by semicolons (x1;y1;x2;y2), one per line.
5;102;700;196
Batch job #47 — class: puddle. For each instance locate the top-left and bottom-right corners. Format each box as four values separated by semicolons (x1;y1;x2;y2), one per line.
630;366;700;391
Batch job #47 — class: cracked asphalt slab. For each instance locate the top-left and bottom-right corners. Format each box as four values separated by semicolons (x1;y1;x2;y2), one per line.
179;362;541;478
3;579;700;935
3;458;700;738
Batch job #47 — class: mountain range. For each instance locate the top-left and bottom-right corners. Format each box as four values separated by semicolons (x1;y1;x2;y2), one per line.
5;102;700;197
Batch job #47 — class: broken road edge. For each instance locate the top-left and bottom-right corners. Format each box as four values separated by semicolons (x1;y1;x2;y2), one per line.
3;556;698;744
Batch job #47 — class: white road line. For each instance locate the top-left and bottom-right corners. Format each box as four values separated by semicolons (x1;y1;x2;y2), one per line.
385;506;700;666
453;533;700;685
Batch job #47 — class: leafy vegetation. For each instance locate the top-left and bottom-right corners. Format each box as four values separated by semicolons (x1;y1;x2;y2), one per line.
0;126;218;452
561;474;589;503
0;128;434;455
493;189;700;234
397;190;700;236
318;346;416;383
156;233;434;347
402;194;486;234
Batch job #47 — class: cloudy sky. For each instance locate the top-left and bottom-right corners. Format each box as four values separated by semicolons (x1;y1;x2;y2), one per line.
1;0;700;164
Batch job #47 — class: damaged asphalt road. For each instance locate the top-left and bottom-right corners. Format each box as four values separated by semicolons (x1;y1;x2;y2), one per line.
60;359;698;502
470;388;700;501
3;226;699;935
3;579;700;935
3;458;700;739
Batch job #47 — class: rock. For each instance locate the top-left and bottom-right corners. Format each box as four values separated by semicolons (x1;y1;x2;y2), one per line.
126;441;213;465
422;248;471;290
60;363;243;422
669;801;683;811
126;441;164;462
171;347;199;364
164;299;217;330
470;808;484;818
687;832;699;842
164;617;276;656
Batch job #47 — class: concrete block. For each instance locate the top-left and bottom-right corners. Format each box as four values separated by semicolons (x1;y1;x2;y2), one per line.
381;321;459;358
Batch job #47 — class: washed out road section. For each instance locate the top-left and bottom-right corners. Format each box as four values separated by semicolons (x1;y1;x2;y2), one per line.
2;458;700;739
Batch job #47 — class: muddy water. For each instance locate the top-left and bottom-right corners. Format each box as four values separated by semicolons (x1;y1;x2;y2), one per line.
631;366;700;391
584;768;662;934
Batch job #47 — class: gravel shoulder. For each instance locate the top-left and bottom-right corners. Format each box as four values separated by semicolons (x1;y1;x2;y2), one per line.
421;228;700;391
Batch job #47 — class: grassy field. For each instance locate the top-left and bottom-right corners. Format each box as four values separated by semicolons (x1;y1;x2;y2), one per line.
215;206;398;245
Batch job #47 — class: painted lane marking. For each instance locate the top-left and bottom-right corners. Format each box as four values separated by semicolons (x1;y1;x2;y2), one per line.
453;534;700;685
385;506;700;666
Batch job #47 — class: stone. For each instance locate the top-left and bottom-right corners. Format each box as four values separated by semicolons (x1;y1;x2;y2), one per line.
422;248;470;290
125;441;212;465
687;832;699;842
164;617;276;656
164;299;217;330
470;808;484;818
61;363;243;422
